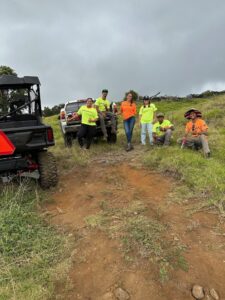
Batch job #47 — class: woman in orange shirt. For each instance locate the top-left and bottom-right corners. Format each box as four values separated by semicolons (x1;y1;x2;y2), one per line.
120;92;137;151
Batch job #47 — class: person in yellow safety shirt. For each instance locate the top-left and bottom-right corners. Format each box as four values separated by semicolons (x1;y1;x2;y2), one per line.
177;108;210;158
69;98;98;150
95;89;117;140
153;112;174;146
139;96;157;145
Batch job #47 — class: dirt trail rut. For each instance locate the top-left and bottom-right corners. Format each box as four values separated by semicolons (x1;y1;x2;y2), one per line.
45;148;225;300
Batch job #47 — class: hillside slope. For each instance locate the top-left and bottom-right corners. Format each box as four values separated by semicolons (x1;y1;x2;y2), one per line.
1;95;224;299
46;94;225;212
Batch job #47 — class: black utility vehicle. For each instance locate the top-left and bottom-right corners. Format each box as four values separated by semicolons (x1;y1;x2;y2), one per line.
0;75;58;188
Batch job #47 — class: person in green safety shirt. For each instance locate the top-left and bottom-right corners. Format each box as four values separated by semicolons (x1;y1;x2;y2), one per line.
139;96;157;145
153;112;174;146
69;98;98;150
95;89;117;140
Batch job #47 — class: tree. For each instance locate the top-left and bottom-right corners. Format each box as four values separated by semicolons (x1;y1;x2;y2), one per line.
42;104;64;117
0;66;17;114
0;65;17;76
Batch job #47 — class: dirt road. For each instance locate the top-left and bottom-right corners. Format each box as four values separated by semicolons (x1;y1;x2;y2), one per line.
45;148;225;300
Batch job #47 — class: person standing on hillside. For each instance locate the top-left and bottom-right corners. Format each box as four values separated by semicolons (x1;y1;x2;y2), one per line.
69;98;98;150
153;113;174;146
178;108;210;157
139;96;157;145
120;92;137;151
95;89;117;141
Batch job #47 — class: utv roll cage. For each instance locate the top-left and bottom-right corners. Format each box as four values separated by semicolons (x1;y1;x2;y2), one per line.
0;75;42;121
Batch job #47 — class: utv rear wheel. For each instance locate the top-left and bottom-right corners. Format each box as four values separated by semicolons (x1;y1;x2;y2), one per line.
38;152;58;189
64;133;73;147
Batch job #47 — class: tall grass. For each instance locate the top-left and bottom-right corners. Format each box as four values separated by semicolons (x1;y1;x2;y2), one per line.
0;184;71;300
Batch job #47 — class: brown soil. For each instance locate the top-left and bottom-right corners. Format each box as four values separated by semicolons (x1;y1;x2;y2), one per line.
45;149;225;300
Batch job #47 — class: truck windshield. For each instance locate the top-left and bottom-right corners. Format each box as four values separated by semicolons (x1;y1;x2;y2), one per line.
65;102;86;113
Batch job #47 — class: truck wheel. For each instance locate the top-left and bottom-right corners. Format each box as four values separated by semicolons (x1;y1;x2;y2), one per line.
107;132;117;144
64;133;73;147
38;152;58;189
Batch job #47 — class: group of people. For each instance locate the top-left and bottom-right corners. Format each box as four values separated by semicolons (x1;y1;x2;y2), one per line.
70;89;210;157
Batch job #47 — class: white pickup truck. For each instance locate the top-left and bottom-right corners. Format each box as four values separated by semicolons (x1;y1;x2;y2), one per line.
59;99;118;147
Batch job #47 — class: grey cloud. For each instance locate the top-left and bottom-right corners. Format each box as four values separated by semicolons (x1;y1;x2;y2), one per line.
0;0;225;106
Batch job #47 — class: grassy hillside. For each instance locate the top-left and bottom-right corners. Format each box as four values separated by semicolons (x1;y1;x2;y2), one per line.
1;94;224;299
46;95;225;212
141;96;225;213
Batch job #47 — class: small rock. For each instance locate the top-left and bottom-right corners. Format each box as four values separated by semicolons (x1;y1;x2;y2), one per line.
114;287;130;300
192;285;205;299
210;288;219;300
102;292;114;300
56;207;63;214
86;194;94;200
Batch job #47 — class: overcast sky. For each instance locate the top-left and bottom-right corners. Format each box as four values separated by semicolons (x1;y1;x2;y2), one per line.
1;0;225;106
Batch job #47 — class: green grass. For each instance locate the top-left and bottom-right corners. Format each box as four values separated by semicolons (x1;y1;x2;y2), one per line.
139;95;225;212
0;184;71;300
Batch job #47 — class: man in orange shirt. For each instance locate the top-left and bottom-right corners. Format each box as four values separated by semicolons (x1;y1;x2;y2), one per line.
178;108;210;157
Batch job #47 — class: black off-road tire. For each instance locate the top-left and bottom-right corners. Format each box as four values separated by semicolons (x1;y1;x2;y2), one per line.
107;132;117;144
38;151;58;189
64;133;73;147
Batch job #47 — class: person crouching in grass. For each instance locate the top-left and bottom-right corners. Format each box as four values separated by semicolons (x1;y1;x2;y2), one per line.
153;112;174;146
139;96;157;145
69;98;98;150
178;108;210;158
120;92;137;151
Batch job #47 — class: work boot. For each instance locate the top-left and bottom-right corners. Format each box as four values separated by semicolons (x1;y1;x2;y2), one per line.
126;143;132;151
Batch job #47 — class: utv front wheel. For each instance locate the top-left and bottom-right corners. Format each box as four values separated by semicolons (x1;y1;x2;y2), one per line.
38;152;58;189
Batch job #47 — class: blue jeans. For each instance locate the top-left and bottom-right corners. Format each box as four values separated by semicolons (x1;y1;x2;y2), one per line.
141;123;153;145
123;116;136;143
